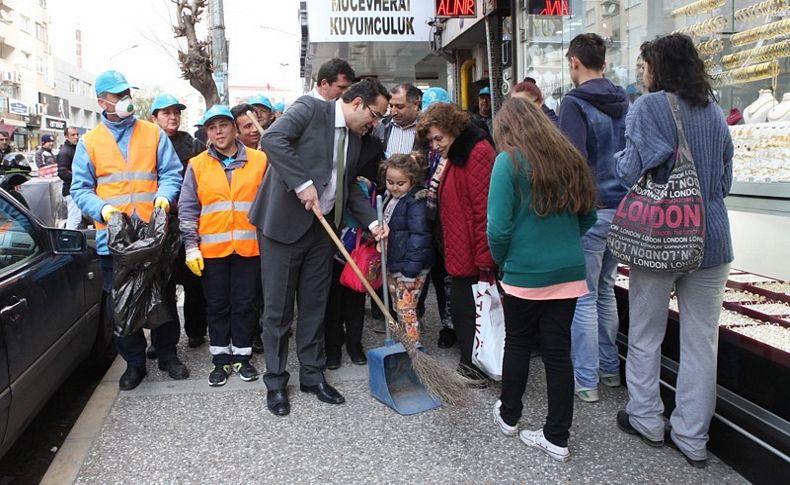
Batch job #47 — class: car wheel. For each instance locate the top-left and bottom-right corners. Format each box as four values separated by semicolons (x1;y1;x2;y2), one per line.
86;291;117;373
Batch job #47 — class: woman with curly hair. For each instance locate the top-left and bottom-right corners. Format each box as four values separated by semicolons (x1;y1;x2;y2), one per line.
417;102;497;385
614;34;734;469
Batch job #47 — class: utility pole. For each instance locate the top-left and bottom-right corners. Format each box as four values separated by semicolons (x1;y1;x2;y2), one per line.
208;0;229;105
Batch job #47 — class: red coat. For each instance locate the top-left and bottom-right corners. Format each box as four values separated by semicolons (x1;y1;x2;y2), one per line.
439;124;496;278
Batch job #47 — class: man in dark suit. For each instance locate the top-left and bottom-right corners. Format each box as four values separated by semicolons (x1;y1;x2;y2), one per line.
250;79;391;416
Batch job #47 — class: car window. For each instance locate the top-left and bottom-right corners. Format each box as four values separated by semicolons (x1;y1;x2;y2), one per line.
0;198;41;274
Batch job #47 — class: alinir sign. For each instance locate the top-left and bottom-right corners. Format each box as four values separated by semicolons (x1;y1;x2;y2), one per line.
435;0;476;18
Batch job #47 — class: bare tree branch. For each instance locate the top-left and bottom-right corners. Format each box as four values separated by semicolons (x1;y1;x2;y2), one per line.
172;0;218;107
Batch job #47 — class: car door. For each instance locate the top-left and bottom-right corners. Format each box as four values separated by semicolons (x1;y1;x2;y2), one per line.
0;193;83;452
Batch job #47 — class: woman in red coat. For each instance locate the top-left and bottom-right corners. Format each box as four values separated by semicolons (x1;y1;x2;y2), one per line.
417;102;497;384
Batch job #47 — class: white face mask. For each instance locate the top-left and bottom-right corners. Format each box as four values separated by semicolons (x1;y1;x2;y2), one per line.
106;95;135;118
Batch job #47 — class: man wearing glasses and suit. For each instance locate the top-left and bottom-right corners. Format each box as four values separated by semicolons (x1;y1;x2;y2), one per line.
249;79;391;416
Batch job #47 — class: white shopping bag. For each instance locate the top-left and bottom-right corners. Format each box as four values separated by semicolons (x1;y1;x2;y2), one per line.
472;281;505;381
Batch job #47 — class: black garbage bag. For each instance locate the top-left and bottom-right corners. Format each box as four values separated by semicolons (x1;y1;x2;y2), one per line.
106;207;181;337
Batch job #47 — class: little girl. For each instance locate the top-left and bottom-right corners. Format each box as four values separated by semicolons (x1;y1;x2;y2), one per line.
381;153;433;346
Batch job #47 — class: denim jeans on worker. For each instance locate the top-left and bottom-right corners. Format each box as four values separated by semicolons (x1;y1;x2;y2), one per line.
571;208;620;389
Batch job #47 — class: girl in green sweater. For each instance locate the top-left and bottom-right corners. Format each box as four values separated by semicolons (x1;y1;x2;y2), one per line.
487;97;597;462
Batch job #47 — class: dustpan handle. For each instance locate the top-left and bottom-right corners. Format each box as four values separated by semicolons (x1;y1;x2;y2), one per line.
376;195;391;342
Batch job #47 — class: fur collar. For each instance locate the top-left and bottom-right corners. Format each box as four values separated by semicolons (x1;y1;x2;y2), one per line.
447;123;488;167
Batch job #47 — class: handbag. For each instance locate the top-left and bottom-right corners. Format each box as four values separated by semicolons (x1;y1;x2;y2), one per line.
607;93;705;273
472;281;505;381
339;228;383;292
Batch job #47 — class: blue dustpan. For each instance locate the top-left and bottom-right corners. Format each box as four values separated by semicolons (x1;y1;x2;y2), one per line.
367;195;440;415
367;340;441;415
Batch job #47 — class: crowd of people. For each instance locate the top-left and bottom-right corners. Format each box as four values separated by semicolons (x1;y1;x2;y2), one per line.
52;31;734;468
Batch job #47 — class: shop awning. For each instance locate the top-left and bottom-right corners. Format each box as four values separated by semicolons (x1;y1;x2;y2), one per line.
0;118;27;128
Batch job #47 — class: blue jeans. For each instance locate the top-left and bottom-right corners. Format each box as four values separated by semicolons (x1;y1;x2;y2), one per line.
571;208;620;389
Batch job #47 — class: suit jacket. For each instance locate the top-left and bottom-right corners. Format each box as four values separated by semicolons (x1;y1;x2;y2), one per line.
249;95;376;244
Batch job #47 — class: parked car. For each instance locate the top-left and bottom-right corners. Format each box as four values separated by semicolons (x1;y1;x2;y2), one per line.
0;187;113;457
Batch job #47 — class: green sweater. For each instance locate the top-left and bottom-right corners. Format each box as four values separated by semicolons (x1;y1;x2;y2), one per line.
487;151;597;288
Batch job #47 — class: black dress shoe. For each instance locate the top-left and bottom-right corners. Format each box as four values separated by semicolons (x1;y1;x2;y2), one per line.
146;344;157;359
267;389;290;416
119;365;147;391
158;356;190;380
252;334;264;354
347;343;367;366
188;336;206;348
437;328;457;349
300;381;345;404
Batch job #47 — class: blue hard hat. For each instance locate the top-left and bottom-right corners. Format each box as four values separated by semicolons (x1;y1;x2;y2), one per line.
95;70;137;96
273;101;285;113
421;87;452;111
249;94;274;111
479;86;491;96
200;105;234;126
151;93;186;115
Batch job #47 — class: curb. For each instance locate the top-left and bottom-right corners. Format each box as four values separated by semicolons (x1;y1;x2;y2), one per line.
39;356;124;485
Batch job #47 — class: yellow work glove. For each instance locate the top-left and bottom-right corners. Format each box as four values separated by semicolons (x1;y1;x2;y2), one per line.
154;196;170;212
101;204;120;223
185;247;204;277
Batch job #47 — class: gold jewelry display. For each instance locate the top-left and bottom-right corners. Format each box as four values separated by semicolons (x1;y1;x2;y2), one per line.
673;15;726;37
734;0;789;24
721;40;790;69
711;60;780;87
731;18;790;46
696;38;725;56
672;0;725;18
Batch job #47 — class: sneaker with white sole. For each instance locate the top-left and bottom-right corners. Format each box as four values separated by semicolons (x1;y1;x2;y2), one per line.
233;361;259;382
600;373;621;388
492;400;518;437
208;364;231;387
574;381;599;402
519;428;570;462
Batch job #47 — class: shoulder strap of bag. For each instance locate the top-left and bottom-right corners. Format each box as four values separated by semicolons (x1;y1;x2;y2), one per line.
665;92;694;167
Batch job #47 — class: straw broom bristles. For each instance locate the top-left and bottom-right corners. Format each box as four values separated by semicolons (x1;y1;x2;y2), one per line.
385;315;474;407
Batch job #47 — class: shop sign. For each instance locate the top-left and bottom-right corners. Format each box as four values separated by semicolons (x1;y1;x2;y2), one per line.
307;0;433;42
38;92;70;119
436;0;476;18
9;98;28;116
527;0;571;16
44;116;67;131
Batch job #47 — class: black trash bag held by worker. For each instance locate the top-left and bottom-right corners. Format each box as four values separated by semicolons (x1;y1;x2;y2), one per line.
106;207;180;337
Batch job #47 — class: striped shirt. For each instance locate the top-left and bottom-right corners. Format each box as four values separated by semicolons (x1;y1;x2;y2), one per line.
385;120;418;156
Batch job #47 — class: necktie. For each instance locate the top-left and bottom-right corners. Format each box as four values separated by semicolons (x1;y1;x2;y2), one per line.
334;127;347;227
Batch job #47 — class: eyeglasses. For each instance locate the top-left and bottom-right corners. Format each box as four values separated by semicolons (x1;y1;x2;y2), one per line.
366;105;386;120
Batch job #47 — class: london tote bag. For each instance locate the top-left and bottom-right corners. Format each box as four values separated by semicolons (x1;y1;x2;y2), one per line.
607;93;705;273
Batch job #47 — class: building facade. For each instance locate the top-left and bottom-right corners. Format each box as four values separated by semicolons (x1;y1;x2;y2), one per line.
53;58;100;137
0;0;54;151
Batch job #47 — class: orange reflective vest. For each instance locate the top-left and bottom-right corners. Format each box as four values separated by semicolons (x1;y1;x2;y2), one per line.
191;148;267;258
83;120;160;229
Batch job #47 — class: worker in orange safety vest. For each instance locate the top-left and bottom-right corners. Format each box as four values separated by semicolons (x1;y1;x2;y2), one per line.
71;70;187;392
177;105;268;387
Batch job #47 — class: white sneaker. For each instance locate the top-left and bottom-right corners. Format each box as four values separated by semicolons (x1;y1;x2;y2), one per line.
519;428;570;462
600;373;621;388
492;400;518;436
574;381;599;402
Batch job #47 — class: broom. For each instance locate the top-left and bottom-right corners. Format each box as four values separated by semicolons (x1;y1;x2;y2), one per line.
247;111;472;406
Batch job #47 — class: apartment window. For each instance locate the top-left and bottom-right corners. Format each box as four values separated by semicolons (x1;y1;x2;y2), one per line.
19;14;30;32
69;76;78;93
39;0;47;7
81;81;91;97
35;22;48;43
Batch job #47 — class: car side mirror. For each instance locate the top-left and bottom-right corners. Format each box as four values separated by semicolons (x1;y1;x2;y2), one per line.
48;228;86;254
